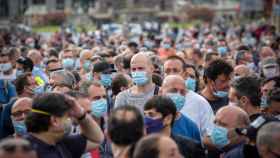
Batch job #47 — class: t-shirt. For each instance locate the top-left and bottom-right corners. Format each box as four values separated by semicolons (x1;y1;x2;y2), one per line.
0;80;16;105
171;134;206;158
26;134;87;158
114;86;157;113
172;114;201;143
181;91;215;137
206;97;229;113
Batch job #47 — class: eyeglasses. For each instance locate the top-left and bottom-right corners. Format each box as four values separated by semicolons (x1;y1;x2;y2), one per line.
11;109;31;118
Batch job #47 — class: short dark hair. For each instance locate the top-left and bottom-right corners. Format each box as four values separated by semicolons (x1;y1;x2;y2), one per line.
262;76;280;87
133;134;161;158
268;88;280;104
112;73;129;96
231;76;261;107
108;105;144;146
165;55;186;70
204;59;233;83
25;93;73;133
237;45;251;51
204;52;219;63
144;96;177;125
14;73;32;95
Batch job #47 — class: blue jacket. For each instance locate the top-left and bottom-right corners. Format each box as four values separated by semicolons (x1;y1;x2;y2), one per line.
0;80;16;105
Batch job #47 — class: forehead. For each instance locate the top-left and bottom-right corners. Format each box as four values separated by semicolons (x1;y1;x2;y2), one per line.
89;85;106;95
0;55;9;61
263;80;276;89
216;74;231;81
12;101;32;113
163;79;185;90
164;60;183;69
130;56;149;67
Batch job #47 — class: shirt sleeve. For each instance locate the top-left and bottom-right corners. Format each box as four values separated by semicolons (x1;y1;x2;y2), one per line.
114;92;126;108
61;135;87;158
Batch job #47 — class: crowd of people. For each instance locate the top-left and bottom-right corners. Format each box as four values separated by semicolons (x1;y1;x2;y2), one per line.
0;20;280;158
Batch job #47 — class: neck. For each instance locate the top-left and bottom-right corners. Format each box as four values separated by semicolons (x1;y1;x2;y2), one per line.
134;82;154;93
161;126;172;137
112;144;130;158
245;105;260;116
201;86;216;101
31;132;57;145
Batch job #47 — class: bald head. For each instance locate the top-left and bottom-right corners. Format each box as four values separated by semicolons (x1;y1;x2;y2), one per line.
257;122;280;158
234;65;250;78
215;105;249;129
161;75;186;96
130;53;154;81
260;47;275;60
27;49;42;65
131;53;152;67
11;98;32;121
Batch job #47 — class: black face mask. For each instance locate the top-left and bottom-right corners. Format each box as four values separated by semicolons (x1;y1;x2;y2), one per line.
108;118;144;146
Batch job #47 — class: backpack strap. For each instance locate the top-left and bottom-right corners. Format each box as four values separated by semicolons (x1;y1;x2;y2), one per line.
154;86;160;96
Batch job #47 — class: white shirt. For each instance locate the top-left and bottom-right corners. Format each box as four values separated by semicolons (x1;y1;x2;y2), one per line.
180;90;215;137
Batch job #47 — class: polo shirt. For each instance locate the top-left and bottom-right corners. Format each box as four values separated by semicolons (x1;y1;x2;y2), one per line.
26;134;87;158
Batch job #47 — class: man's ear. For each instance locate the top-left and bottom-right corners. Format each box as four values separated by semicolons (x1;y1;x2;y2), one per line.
163;114;173;126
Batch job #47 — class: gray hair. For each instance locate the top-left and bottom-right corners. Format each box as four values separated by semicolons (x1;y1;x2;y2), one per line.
50;70;76;88
257;122;280;151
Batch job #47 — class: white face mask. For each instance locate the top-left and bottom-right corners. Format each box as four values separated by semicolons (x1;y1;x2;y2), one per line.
263;67;279;79
0;63;12;72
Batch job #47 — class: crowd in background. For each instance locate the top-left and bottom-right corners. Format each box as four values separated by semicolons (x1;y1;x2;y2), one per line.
0;19;280;158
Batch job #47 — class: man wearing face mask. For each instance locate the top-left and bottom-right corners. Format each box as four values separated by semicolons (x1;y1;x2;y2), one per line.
0;50;17;81
201;59;233;113
91;61;114;112
79;49;93;76
263;88;280;117
160;75;203;142
0;73;41;139
16;57;34;77
205;105;250;158
0;52;17;105
260;76;280;108
229;76;262;121
115;53;159;113
27;50;49;86
158;39;176;59
144;96;206;158
260;57;280;79
10;98;32;137
163;57;214;137
25;93;104;158
60;49;76;71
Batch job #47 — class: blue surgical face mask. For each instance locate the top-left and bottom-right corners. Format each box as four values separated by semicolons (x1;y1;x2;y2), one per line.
163;43;171;49
185;77;196;91
83;60;92;72
131;71;149;86
16;69;24;77
210;125;229;149
144;117;164;134
260;96;268;108
213;90;228;98
217;46;228;56
62;58;75;70
0;63;12;72
12;120;27;136
167;93;185;111
91;98;108;118
100;74;112;87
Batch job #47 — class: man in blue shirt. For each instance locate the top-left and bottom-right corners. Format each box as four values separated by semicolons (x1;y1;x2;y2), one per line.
160;75;201;142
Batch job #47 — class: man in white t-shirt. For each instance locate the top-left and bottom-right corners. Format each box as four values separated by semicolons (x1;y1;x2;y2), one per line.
163;56;214;136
